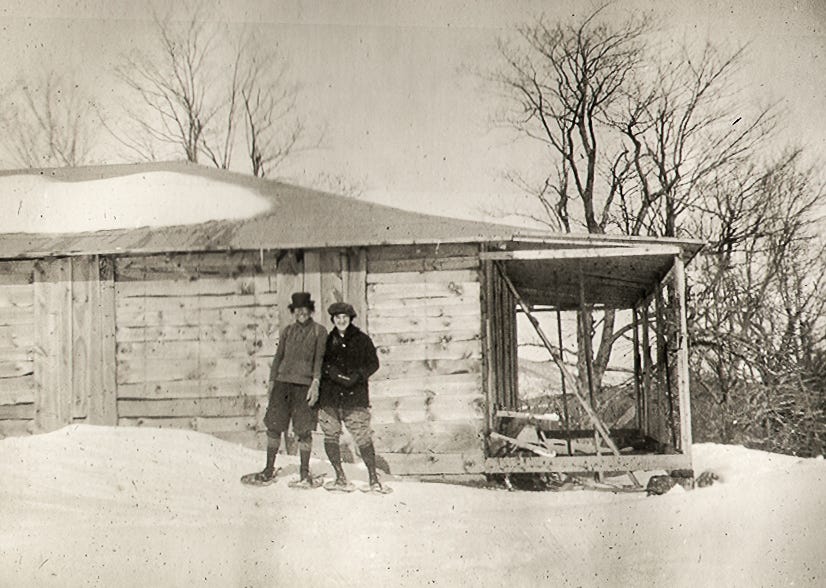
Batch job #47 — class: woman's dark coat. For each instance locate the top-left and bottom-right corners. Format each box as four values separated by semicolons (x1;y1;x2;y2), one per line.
319;324;380;409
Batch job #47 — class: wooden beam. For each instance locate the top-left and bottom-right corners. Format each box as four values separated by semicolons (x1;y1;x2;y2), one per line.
345;248;368;330
479;245;682;261
484;452;692;474
673;255;693;458
378;452;486;475
92;256;117;425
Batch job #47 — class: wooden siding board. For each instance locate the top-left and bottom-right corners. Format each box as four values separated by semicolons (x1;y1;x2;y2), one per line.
372;420;484;454
118;379;266;400
345;248;368;329
117;396;264;418
33;258;73;432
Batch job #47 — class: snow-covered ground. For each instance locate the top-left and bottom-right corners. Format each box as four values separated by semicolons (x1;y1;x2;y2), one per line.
1;426;824;587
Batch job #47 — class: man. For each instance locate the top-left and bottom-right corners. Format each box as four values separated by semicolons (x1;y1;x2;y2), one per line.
318;301;390;493
241;292;327;488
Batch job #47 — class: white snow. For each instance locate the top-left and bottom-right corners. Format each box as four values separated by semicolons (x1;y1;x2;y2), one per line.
0;172;272;233
1;425;824;587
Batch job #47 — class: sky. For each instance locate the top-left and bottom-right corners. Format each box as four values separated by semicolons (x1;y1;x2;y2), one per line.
1;0;825;223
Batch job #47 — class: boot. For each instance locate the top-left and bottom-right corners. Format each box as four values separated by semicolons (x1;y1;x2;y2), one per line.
299;449;312;482
264;432;281;476
359;442;382;490
324;440;348;485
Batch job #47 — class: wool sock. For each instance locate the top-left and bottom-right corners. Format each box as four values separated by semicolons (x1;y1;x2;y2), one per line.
359;442;379;484
324;440;346;480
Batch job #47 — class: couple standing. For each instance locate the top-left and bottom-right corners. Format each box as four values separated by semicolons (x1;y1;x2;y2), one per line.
242;291;387;493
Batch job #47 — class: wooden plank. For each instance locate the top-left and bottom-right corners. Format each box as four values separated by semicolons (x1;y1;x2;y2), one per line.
0;403;35;419
0;307;34;325
371;330;480;347
367;243;478;262
33;258;73;432
71;257;92;419
366;314;481;335
93;256;118;426
366;269;479;285
117;395;263;418
115;251;264;281
0;283;34;308
641;303;652;436
0;324;35;348
0;378;36;405
116;292;279;313
370;393;484;424
116;356;259;384
118;379;267;400
116;276;260;298
375;340;481;362
378;452;486;475
484;452;692;474
368;256;479;274
345;248;368;330
0;261;35;285
370;373;481;397
673;255;693;458
117;339;264;360
372;420;485;454
303;251;323;312
118;415;258;433
366;299;481;315
0;359;34;378
479;245;682;261
367;281;480;300
318;250;343;317
0;419;33;438
276;252;304;331
115;322;278;345
114;304;279;328
373;358;481;381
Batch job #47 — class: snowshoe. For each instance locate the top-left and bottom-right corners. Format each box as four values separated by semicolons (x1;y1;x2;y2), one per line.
359;481;393;495
288;474;325;490
323;478;357;493
240;467;280;486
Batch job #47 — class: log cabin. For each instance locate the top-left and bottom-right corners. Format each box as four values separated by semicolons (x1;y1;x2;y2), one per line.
0;162;702;479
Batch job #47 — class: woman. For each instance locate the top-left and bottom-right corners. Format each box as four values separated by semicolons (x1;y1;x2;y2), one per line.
318;301;389;493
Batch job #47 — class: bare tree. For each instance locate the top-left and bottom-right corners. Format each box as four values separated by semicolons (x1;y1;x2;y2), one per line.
110;3;306;177
493;7;782;403
689;151;826;454
0;70;99;167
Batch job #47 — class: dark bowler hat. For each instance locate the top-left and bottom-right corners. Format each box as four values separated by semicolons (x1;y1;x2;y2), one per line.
289;292;315;312
328;301;357;319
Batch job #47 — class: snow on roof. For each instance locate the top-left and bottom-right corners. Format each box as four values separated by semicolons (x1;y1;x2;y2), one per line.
0;170;272;233
0;161;547;258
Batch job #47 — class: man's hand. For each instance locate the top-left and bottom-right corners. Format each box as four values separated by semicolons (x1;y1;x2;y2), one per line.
306;378;320;406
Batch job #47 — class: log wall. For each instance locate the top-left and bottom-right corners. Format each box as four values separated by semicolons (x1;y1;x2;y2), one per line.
366;244;486;474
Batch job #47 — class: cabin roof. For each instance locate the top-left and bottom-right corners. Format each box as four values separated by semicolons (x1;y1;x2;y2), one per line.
0;161;703;260
0;162;703;309
0;161;554;258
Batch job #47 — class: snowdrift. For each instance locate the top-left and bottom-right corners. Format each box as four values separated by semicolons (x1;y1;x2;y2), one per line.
1;425;824;587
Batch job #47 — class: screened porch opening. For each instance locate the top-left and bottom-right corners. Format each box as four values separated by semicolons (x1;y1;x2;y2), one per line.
481;244;693;475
